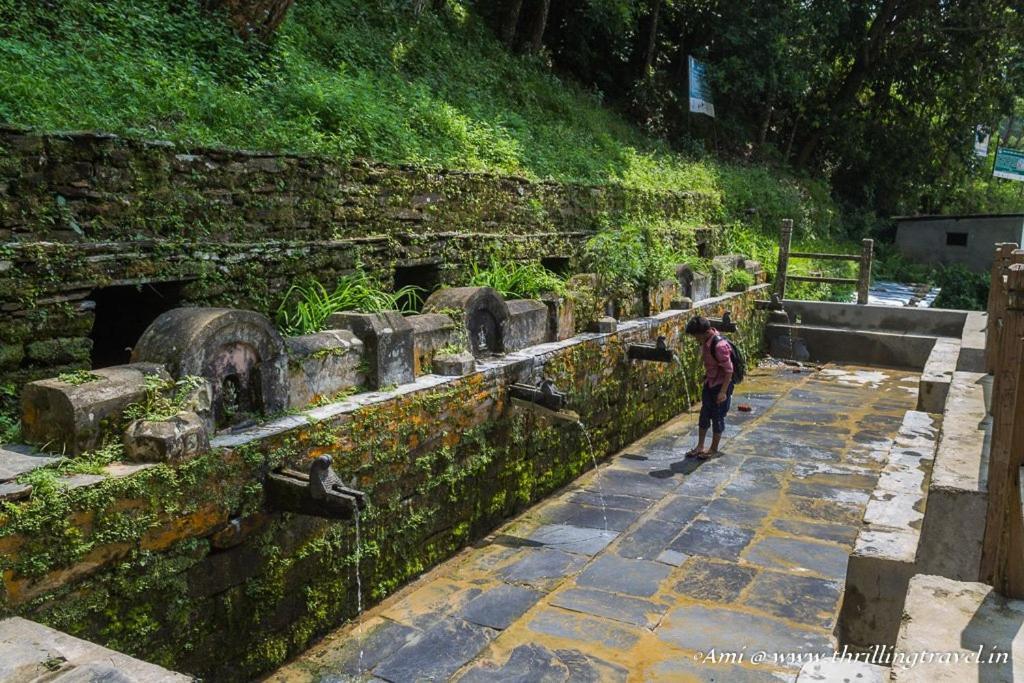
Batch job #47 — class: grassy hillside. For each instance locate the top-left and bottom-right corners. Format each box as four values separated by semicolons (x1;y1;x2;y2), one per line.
0;0;839;236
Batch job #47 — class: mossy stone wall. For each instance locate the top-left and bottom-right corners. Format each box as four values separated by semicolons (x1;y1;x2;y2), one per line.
0;125;715;391
0;288;766;681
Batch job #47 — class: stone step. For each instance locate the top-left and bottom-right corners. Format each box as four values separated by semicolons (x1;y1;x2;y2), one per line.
0;616;192;682
894;574;1023;682
837;409;940;650
917;371;991;582
0;444;63;483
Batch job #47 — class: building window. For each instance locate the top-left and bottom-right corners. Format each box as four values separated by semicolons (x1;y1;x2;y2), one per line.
946;232;969;247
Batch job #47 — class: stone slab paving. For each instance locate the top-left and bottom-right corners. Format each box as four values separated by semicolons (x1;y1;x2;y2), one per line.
268;365;919;683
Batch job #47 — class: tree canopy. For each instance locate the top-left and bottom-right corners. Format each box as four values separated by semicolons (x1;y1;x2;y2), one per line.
473;0;1024;217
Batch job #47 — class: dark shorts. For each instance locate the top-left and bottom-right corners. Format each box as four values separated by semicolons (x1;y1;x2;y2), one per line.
699;382;734;434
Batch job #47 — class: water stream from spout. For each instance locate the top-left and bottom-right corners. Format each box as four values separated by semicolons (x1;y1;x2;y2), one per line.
574;420;609;531
354;506;365;674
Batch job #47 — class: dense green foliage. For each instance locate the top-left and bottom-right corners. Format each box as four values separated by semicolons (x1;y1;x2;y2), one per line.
0;0;1011;311
524;0;1023;216
468;257;567;299
275;272;422;335
0;0;837;230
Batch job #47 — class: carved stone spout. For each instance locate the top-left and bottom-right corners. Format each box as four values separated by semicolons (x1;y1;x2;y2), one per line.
265;455;367;520
628;336;675;363
509;379;567;412
707;311;738;332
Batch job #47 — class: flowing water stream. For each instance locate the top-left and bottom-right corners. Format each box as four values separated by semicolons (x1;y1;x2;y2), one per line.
574;420;609;532
354;506;365;674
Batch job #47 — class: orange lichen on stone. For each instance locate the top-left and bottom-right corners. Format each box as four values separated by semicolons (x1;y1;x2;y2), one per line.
140;504;226;551
4;542;133;606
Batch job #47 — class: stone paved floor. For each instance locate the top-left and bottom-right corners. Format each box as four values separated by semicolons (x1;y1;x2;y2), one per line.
268;365;920;683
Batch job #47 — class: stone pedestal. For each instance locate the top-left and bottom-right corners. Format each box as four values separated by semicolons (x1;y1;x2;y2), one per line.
423;287;510;356
21;363;170;456
123;411;210;465
504;299;549;351
327;311;414;389
432;352;476;376
285;330;366;408
132;308;289;425
541;295;575;342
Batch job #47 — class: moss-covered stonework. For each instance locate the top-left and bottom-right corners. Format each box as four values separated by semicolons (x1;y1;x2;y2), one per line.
0;287;766;680
0;125;716;391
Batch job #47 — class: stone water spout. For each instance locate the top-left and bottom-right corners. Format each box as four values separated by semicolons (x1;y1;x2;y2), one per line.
707;311;738;332
627;335;675;363
509;379;567;412
265;455;367;520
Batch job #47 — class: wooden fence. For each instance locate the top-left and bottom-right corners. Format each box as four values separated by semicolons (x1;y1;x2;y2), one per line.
774;219;874;304
980;244;1024;597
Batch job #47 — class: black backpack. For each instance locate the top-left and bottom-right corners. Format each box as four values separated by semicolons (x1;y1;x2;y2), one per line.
712;335;746;384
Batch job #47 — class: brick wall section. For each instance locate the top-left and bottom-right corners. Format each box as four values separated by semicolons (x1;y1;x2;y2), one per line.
0;288;767;681
0;125;716;389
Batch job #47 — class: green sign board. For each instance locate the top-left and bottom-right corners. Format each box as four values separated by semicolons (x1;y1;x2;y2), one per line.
994;147;1024;182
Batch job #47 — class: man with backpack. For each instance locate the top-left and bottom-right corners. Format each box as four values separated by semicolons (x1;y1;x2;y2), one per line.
683;315;743;459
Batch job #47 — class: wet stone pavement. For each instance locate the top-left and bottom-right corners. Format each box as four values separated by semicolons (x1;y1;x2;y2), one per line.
268;365;921;682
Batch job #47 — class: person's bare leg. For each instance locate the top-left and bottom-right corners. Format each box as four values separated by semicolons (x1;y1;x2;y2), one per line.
687;427;709;456
707;431;722;454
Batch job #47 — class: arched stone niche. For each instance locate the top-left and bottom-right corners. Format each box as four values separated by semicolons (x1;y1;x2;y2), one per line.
131;308;288;426
423;287;510;356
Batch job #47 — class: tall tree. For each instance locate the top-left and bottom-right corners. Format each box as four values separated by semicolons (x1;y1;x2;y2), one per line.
530;0;552;52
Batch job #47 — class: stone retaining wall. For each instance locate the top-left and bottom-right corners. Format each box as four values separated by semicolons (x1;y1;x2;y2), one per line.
0;287;767;681
0;125;715;390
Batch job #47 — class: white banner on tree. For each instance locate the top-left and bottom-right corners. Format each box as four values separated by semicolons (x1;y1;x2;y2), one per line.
974;125;991;158
688;56;715;118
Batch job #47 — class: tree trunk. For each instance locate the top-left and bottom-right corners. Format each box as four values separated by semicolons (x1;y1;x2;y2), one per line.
642;0;662;75
204;0;295;42
795;0;904;167
758;90;774;147
530;0;551;53
502;0;525;49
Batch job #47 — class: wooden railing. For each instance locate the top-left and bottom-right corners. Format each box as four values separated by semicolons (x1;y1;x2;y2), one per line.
774;218;874;304
980;244;1024;597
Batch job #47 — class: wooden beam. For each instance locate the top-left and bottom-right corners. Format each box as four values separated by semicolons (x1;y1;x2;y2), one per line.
857;238;874;305
986;243;1019;374
788;252;860;261
775;219;793;300
786;275;859;286
980;256;1024;596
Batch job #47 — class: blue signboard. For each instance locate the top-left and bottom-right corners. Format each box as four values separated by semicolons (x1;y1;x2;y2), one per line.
688;56;715;118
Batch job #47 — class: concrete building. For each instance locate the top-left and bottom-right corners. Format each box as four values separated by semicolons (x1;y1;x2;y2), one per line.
894;213;1024;272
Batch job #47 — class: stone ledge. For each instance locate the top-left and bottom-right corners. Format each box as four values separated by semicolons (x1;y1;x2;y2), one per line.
0;616;192;682
894;574;1024;683
917;371;990;582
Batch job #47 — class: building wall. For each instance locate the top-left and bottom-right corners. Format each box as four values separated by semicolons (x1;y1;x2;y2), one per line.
0;288;767;681
894;215;1024;272
0;125;716;390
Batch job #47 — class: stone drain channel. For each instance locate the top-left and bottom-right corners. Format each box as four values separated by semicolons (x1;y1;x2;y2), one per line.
268;364;922;682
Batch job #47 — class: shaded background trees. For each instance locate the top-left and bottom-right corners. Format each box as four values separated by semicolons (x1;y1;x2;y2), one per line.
472;0;1024;222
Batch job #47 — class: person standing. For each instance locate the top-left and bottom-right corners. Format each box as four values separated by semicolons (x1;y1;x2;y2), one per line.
684;315;734;458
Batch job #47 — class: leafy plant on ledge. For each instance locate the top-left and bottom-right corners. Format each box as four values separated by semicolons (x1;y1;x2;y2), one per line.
468;257;566;300
724;269;755;292
276;270;424;335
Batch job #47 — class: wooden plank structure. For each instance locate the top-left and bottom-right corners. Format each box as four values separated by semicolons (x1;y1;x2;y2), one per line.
774;220;874;304
985;242;1019;374
980;247;1024;598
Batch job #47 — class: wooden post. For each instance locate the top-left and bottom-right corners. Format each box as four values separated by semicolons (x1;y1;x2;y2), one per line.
980;259;1024;597
775;219;793;301
986;243;1018;374
857;238;874;305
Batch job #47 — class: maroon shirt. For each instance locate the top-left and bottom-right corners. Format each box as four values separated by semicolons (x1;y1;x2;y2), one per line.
702;328;734;388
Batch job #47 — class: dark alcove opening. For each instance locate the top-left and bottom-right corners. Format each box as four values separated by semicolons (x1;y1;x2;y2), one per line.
88;281;186;368
394;263;441;312
540;257;571;277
